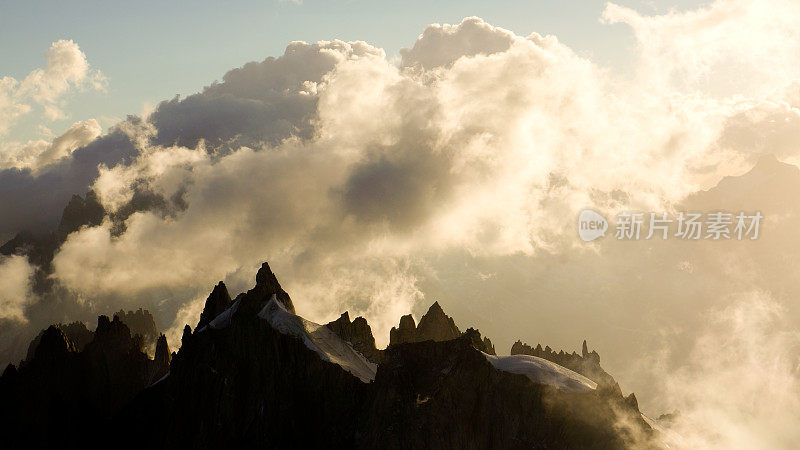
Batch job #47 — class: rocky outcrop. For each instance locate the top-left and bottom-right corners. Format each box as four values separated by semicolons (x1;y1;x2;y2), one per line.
24;310;159;363
387;302;497;356
325;312;382;364
463;327;496;355
153;334;171;380
0;314;168;449
253;262;295;313
0;191;105;296
389;314;417;345
196;281;233;329
24;320;93;361
511;339;617;389
114;307;158;349
389;302;462;346
57;191;105;235
360;335;651;449
416;301;461;342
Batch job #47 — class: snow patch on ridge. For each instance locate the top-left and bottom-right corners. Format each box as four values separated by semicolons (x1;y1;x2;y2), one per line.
208;297;241;330
484;353;597;393
195;296;242;333
258;295;377;383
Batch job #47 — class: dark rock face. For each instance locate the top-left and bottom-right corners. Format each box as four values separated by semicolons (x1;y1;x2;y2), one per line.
24;309;159;363
511;339;618;389
416;301;461;342
390;313;417;345
361;337;651;449
152;333;171;380
0;315;167;449
387;302;497;355
463;327;496;355
196;281;232;329
57;191;105;235
24;320;93;361
33;326;76;361
0;262;658;449
253;262;295;313
389;302;462;346
325;312;382;363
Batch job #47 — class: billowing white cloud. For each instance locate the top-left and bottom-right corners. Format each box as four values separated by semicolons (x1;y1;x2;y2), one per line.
0;256;35;322
399;17;515;70
0;40;106;135
0;119;102;171
643;293;800;449
603;0;800;97
45;11;800;351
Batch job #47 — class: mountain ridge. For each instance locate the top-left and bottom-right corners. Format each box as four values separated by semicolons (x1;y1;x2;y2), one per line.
0;261;657;449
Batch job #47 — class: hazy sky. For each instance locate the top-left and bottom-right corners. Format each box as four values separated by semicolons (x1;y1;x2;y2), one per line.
1;0;707;142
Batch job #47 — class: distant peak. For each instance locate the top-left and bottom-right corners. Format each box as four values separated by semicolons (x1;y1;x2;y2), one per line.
749;153;797;174
756;153;779;165
425;301;445;317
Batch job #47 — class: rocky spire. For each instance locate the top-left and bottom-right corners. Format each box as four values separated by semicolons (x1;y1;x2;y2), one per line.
511;339;615;388
253;262;295;313
33;326;76;362
197;281;233;329
463;328;496;355
415;301;461;342
152;334;171;381
389;314;417;346
389;302;463;346
25;321;93;362
94;315;135;353
58;190;105;236
325;312;382;363
115;308;158;349
482;336;496;355
181;325;192;346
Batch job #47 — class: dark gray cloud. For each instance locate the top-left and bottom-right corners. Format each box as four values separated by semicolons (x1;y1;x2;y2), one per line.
151;41;381;149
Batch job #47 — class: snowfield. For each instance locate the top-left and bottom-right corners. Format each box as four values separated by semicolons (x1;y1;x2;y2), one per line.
483;353;597;393
259;295;378;383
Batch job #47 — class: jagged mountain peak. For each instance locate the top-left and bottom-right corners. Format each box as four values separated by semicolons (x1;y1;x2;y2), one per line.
58;190;105;236
511;339;613;388
153;334;170;380
683;153;800;213
251;261;295;313
1;261;654;448
325;311;382;364
197;281;233;329
389;301;463;346
25;321;93;362
34;326;76;361
114;308;158;349
416;301;460;342
427;300;444;314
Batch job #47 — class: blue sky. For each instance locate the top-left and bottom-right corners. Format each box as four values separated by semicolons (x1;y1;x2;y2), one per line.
1;0;707;142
